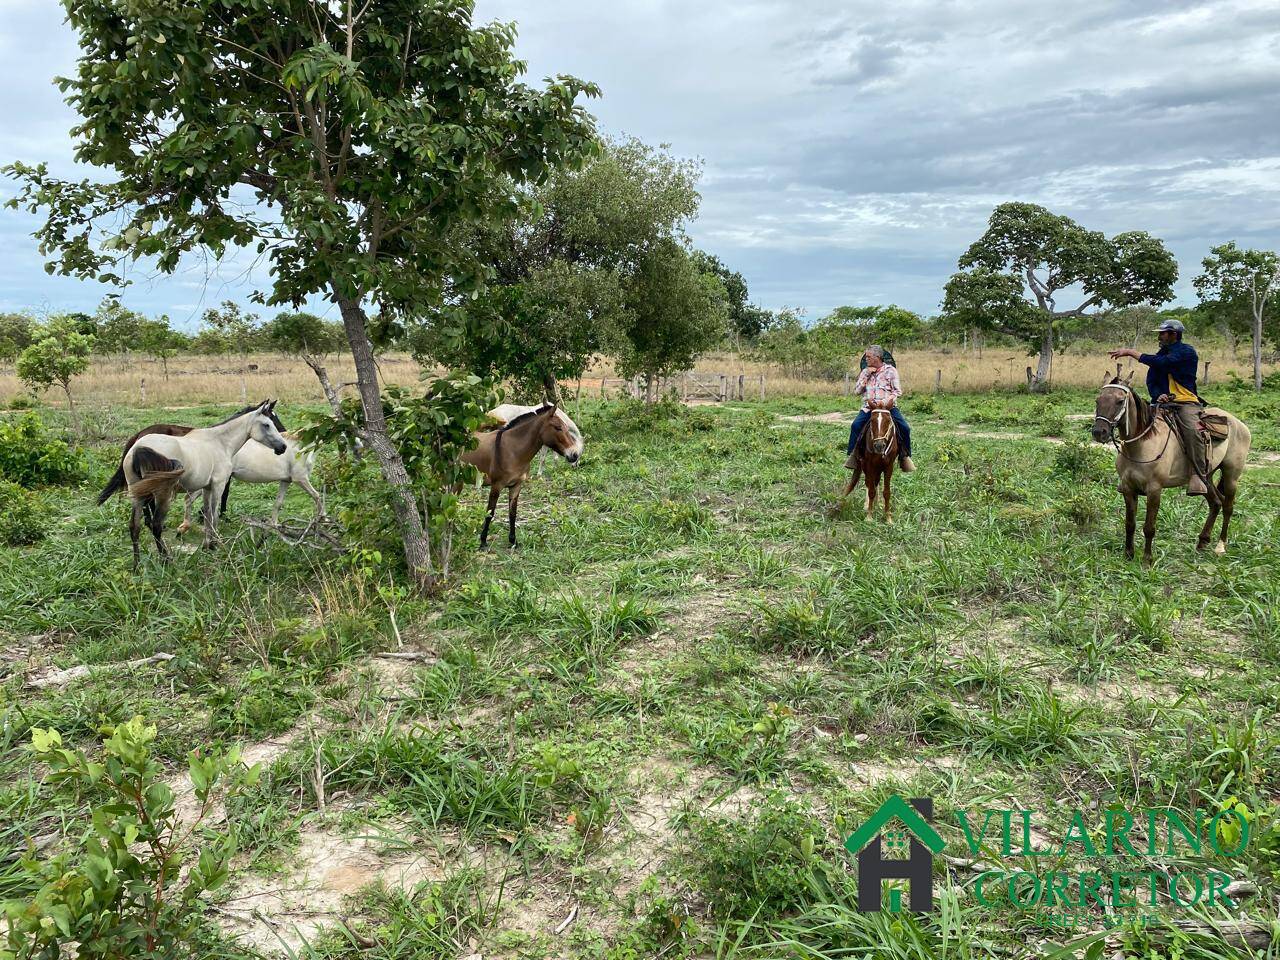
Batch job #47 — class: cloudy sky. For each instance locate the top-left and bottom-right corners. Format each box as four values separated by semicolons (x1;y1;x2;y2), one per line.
2;0;1278;328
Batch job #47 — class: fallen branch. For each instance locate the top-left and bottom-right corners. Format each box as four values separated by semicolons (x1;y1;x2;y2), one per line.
373;651;439;664
26;652;174;690
245;516;345;550
554;902;579;936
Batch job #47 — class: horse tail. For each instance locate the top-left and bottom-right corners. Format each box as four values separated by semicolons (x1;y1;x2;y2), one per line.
96;465;128;505
129;447;185;501
219;476;232;517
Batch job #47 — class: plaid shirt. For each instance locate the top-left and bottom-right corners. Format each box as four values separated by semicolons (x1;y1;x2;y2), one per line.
855;363;902;411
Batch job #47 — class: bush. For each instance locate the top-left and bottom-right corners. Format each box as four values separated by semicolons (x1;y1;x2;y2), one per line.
1;719;255;958
0;413;83;487
0;481;50;545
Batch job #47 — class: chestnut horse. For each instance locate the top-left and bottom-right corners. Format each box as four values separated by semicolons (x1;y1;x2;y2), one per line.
842;408;897;523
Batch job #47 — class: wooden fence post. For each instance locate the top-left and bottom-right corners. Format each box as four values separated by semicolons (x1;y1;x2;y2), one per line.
1025;366;1033;389
140;378;146;404
759;375;765;400
935;369;942;394
738;374;745;401
1203;360;1211;385
719;374;726;402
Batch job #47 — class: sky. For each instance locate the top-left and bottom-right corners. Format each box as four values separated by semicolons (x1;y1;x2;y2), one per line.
2;0;1279;329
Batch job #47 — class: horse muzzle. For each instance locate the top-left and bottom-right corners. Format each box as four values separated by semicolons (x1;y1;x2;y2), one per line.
271;441;287;455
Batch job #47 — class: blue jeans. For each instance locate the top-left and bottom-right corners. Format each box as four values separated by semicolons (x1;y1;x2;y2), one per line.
847;408;911;457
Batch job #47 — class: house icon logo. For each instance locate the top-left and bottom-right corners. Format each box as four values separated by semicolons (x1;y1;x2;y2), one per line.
844;795;945;913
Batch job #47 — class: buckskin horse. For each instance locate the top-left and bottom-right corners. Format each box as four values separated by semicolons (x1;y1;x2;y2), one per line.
842;407;897;524
462;402;582;548
1092;374;1251;563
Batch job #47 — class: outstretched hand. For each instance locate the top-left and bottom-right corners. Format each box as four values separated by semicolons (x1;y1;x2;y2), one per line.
1109;348;1138;360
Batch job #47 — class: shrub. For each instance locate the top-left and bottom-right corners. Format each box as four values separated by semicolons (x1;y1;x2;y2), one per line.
0;413;83;487
1;718;255;958
1053;434;1110;481
0;481;50;546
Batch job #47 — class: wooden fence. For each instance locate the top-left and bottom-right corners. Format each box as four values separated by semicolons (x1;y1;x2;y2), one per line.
590;372;767;402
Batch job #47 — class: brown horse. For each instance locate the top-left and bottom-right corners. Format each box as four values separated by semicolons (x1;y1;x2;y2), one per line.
97;424;193;505
842;408;897;523
461;403;581;548
1092;375;1251;564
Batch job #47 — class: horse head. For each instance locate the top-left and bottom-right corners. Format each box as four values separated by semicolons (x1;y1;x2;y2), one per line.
868;408;895;456
251;399;289;455
1093;374;1133;443
537;403;581;465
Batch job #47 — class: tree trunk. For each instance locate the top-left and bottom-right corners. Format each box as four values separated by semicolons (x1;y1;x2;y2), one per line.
1253;308;1263;391
1031;329;1053;393
333;291;435;590
303;354;343;416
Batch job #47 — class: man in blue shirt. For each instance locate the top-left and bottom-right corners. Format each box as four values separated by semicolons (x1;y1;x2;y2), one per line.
1109;319;1219;505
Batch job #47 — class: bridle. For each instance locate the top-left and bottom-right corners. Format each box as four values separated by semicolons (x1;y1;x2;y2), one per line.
1095;383;1172;463
868;408;897;455
1093;384;1132;443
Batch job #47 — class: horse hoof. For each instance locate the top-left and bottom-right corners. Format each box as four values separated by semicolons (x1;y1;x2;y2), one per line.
1214;542;1227;556
885;518;894;526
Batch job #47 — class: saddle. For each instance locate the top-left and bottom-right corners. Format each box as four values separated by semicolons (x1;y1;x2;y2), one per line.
1199;408;1231;443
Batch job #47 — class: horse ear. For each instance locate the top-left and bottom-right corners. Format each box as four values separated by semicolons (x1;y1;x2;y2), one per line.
1123;371;1135;384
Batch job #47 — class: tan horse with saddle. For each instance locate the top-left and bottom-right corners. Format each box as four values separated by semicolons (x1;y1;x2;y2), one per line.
1099;319;1250;563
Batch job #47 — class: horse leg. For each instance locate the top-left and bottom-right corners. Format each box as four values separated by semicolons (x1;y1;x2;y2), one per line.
177;490;196;536
297;476;325;517
1142;489;1162;566
202;486;220;550
130;499;144;570
479;485;500;549
150;492;173;562
883;464;893;525
272;481;288;525
864;466;877;521
1215;473;1239;556
1122;488;1137;560
508;482;522;548
1196;485;1221;552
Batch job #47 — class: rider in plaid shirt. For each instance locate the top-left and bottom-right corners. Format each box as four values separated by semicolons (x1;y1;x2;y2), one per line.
844;345;915;473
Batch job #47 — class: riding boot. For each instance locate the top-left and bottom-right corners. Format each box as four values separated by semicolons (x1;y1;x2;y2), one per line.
899;455;916;473
844;452;860;471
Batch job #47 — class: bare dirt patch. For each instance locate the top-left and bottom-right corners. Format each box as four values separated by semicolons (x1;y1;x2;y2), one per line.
777;411;858;424
216;825;471;954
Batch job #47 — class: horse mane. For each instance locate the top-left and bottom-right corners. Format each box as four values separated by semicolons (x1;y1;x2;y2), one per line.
498;404;554;434
1130;391;1151;433
210;401;285;432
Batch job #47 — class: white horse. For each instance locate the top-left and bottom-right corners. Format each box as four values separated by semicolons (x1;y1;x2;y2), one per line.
177;433;323;534
489;404;585;471
123;400;287;566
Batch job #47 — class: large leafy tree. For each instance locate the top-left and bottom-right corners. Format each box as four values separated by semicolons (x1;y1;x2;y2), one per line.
415;137;697;398
615;239;729;398
1194;242;1279;391
942;203;1178;391
6;0;597;586
0;314;36;363
16;317;94;425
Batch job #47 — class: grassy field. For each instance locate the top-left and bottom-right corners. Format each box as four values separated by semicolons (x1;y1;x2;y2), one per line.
2;382;1280;958
2;345;1274;408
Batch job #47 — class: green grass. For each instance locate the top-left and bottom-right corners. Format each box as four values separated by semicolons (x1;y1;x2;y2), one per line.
2;385;1280;958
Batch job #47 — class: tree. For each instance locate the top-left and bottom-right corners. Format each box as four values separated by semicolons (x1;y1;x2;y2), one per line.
416;137;699;399
200;301;261;361
693;251;773;342
7;0;598;588
136;316;189;379
92;296;146;354
1194;242;1280;391
942;203;1178;391
615;240;729;399
16;318;94;425
821;304;924;350
265;311;347;413
0;313;36;363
